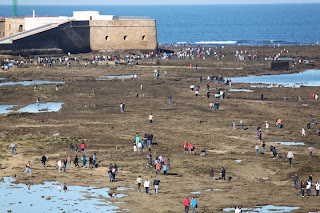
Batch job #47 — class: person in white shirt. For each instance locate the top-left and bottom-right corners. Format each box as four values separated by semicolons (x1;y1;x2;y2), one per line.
302;128;306;136
306;180;312;196
315;181;320;196
149;113;153;123
265;121;269;132
144;179;150;194
255;144;259;156
58;160;62;173
136;176;142;192
287;150;294;166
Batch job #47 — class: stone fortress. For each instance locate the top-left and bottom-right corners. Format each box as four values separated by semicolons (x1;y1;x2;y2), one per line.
0;11;157;55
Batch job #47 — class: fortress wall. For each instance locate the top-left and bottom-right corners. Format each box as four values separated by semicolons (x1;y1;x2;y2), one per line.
0;21;90;55
4;18;25;37
90;19;157;51
0;20;5;38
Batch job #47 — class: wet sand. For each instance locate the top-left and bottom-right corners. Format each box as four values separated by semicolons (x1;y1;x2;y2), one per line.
1;45;320;212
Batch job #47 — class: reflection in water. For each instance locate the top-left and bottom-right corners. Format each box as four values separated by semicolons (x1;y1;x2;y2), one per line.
17;103;64;113
270;142;305;146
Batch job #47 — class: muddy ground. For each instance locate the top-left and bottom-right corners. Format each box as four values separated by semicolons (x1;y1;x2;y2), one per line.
0;45;320;213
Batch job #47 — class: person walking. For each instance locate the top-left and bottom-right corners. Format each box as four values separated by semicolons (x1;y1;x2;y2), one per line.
163;164;167;175
261;141;265;155
265;121;269;132
287;150;294;166
144;179;150;194
232;121;236;130
10;142;16;155
255;144;259;156
82;155;87;167
293;174;299;190
153;177;160;194
41;154;47;167
74;156;79;167
240;120;244;129
183;197;191;213
23;161;32;175
301;180;305;197
168;95;172;104
136;175;142;192
307;122;311;131
315;181;320;196
63;158;67;172
93;153;97;167
149;113;153;123
306;180;312;196
301;128;306;136
191;197;197;213
58;159;62;173
120;103;124;112
209;168;215;180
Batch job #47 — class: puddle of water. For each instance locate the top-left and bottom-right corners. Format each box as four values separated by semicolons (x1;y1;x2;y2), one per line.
97;75;133;80
230;70;320;88
270;142;305;146
116;187;135;191
0;81;63;87
0;177;127;213
0;105;19;114
205;189;221;191
235;160;242;163
229;89;253;92
223;205;300;213
0;78;6;80
190;191;201;194
17;103;64;113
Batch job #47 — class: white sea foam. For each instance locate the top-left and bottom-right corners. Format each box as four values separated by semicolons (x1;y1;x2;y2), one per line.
194;41;237;44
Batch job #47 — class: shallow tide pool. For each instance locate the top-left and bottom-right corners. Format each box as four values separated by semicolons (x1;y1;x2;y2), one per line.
230;70;320;87
223;205;300;213
0;81;63;86
0;177;127;213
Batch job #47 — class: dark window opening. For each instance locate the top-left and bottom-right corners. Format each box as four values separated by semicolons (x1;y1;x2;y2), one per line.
19;25;23;32
105;36;108;40
90;16;92;20
124;35;127;40
142;35;146;40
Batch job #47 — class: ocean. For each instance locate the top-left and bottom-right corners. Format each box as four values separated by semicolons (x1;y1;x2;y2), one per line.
0;4;320;46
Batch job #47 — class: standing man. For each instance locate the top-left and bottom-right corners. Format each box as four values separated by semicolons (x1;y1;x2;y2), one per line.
120;103;124;112
265;121;269;132
183;197;191;213
23;161;32;175
240;120;244;129
232;121;236;130
261;141;265;155
149;113;153;124
10;141;16;155
287;150;294;166
191;197;197;213
308;147;313;158
36;96;40;105
41;154;47;167
168;95;172;104
144;179;150;194
293;174;300;190
221;167;226;180
153;177;160;194
307;122;311;131
93;153;97;167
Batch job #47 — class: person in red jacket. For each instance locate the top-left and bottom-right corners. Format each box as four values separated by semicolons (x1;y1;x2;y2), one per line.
184;141;188;152
183;198;191;213
188;144;195;155
80;142;86;152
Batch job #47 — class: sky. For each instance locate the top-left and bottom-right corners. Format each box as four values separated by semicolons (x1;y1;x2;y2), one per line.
1;0;320;5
